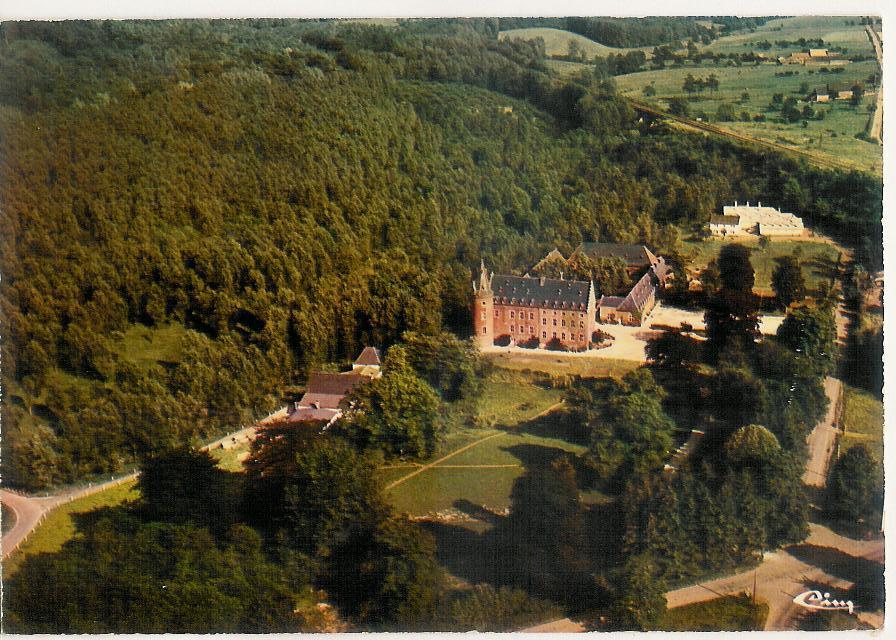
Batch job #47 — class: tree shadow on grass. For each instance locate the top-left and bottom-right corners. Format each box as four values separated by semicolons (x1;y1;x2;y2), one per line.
504;407;589;446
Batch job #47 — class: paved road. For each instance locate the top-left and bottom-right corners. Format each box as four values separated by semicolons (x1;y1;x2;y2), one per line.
666;523;883;631
802;377;842;487
1;407;287;560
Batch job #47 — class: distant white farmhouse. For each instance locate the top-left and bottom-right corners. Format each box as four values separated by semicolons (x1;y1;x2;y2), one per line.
709;202;805;238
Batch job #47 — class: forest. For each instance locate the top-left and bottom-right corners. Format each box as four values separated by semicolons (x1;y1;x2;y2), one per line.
0;18;883;491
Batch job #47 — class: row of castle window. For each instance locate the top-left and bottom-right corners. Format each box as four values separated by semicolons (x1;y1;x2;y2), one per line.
496;309;587;320
492;309;585;328
511;326;585;342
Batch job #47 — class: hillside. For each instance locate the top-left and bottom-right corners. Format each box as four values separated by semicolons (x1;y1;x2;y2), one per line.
499;27;653;59
0;19;882;490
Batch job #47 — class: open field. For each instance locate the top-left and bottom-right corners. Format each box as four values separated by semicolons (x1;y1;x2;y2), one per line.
499;27;652;59
615;59;881;174
681;236;841;294
659;594;769;631
109;323;187;371
475;370;564;428
384;426;586;518
703;17;875;56
484;350;640;379
840;384;883;463
3;480;140;579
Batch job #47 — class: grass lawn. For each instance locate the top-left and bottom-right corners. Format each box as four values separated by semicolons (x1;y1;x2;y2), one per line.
680;236;841;294
209;440;253;472
109;323;188;371
499;27;652;59
475;369;563;428
659;594;769;631
840;384;883;463
385;428;586;517
484;350;640;379
703;17;874;56
614;56;880;174
3;480;140;579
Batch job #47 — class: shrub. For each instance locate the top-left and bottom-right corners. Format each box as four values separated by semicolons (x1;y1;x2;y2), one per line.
494;334;512;347
519;336;540;349
545;337;568;351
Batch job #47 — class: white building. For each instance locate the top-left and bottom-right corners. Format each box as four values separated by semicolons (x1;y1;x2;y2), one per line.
709;202;805;237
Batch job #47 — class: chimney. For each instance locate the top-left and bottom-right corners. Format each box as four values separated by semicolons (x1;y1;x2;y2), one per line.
735;200;738;206
540;276;546;286
758;201;762;206
559;271;564;280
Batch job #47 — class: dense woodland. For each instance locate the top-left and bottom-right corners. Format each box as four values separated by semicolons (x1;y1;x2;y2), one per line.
1;19;884;629
0;19;882;494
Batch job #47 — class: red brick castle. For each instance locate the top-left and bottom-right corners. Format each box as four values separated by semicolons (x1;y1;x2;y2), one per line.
473;243;671;350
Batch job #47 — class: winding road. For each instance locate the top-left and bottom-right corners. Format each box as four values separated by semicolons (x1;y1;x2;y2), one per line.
1;407;288;560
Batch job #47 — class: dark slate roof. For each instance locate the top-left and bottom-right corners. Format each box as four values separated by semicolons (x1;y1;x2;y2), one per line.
299;372;369;409
652;259;672;283
354;346;381;366
492;274;591;310
710;214;740;225
618;271;657;313
576;242;653;267
598;296;625;308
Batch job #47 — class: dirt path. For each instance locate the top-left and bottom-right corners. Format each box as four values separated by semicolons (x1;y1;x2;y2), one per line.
384;401;564;491
866;25;883;144
384;432;508;491
628;99;857;173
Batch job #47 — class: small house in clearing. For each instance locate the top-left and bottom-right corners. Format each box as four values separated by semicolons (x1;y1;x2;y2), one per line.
285;347;381;426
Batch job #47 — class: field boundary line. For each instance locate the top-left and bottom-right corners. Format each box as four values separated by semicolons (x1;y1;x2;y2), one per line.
384;400;565;491
384;432;507;491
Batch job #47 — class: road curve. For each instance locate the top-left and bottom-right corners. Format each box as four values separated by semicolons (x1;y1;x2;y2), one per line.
1;407;286;560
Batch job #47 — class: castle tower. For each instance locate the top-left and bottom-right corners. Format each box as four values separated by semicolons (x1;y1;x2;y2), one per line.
472;260;494;349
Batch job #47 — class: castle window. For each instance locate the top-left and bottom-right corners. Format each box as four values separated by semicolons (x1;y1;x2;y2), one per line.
562;333;566;340
510;310;515;319
483;327;487;334
481;312;486;320
510;325;515;333
494;309;499;318
481;300;486;306
561;319;566;327
580;334;584;340
542;318;546;325
542;331;547;339
553;319;557;326
529;312;534;320
529;326;534;334
552;332;557;338
579;321;584;328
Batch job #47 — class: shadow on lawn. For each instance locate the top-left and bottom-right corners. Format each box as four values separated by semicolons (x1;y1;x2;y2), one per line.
501;406;589;446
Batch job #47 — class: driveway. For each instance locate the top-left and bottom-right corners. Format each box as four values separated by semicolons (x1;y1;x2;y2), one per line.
802;377;842;487
649;303;784;336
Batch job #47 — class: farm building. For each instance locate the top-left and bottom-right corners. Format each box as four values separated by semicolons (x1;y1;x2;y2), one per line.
709;202;805;237
809;82;862;102
285;348;381;426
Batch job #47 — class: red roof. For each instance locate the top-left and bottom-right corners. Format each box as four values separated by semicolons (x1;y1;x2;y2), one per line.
299;372;369;409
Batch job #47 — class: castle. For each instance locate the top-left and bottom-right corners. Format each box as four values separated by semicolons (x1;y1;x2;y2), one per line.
472;243;671;350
